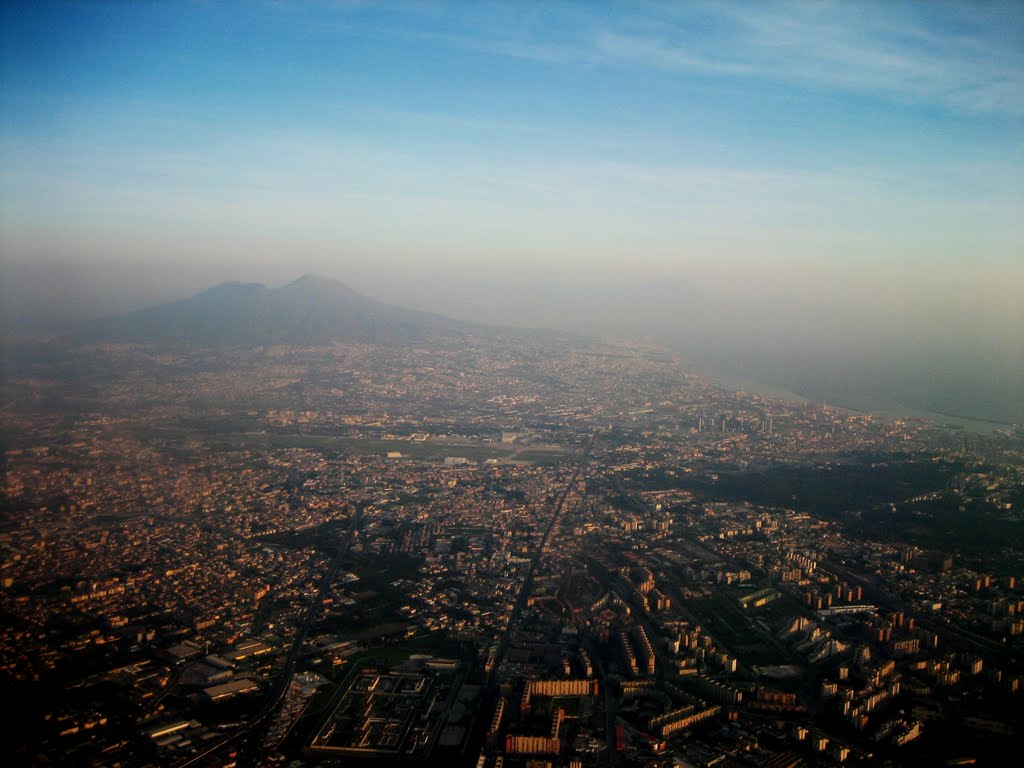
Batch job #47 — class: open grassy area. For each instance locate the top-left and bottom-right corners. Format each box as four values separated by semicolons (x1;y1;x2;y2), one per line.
687;592;798;668
137;424;569;464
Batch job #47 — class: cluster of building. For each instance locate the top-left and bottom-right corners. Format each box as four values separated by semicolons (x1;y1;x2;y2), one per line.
1;332;1022;766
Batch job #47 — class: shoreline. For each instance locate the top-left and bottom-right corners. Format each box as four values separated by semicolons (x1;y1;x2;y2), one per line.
692;365;1016;436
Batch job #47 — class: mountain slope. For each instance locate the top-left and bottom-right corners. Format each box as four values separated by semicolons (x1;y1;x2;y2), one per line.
79;275;470;346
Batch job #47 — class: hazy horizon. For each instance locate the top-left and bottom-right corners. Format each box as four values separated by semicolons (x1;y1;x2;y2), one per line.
3;259;1021;428
2;1;1022;424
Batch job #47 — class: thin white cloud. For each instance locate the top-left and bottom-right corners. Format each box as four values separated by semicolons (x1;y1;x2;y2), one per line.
717;1;1024;115
404;1;1024;116
591;30;752;77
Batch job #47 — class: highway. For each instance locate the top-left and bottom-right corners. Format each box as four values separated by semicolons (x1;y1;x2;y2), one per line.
486;434;595;687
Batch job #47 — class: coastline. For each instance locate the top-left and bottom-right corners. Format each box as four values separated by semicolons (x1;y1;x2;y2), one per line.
692;365;1014;436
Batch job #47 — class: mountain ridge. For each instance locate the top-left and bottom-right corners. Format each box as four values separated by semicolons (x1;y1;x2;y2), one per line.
78;274;473;347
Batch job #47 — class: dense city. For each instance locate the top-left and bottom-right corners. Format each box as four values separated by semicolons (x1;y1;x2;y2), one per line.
2;330;1023;767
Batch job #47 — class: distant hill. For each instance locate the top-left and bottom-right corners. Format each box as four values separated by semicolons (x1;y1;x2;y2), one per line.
78;275;472;346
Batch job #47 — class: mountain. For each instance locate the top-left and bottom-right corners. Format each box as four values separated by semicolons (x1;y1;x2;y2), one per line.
78;275;471;346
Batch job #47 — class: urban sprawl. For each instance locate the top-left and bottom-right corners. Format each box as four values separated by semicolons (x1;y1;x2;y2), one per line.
2;334;1023;767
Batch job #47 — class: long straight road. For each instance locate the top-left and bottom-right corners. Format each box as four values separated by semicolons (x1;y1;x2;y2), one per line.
486;434;595;687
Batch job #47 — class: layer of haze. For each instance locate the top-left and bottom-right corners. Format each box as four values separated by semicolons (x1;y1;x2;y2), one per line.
2;2;1022;424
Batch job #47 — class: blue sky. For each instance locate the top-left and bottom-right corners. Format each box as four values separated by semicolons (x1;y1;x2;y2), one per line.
1;1;1022;302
